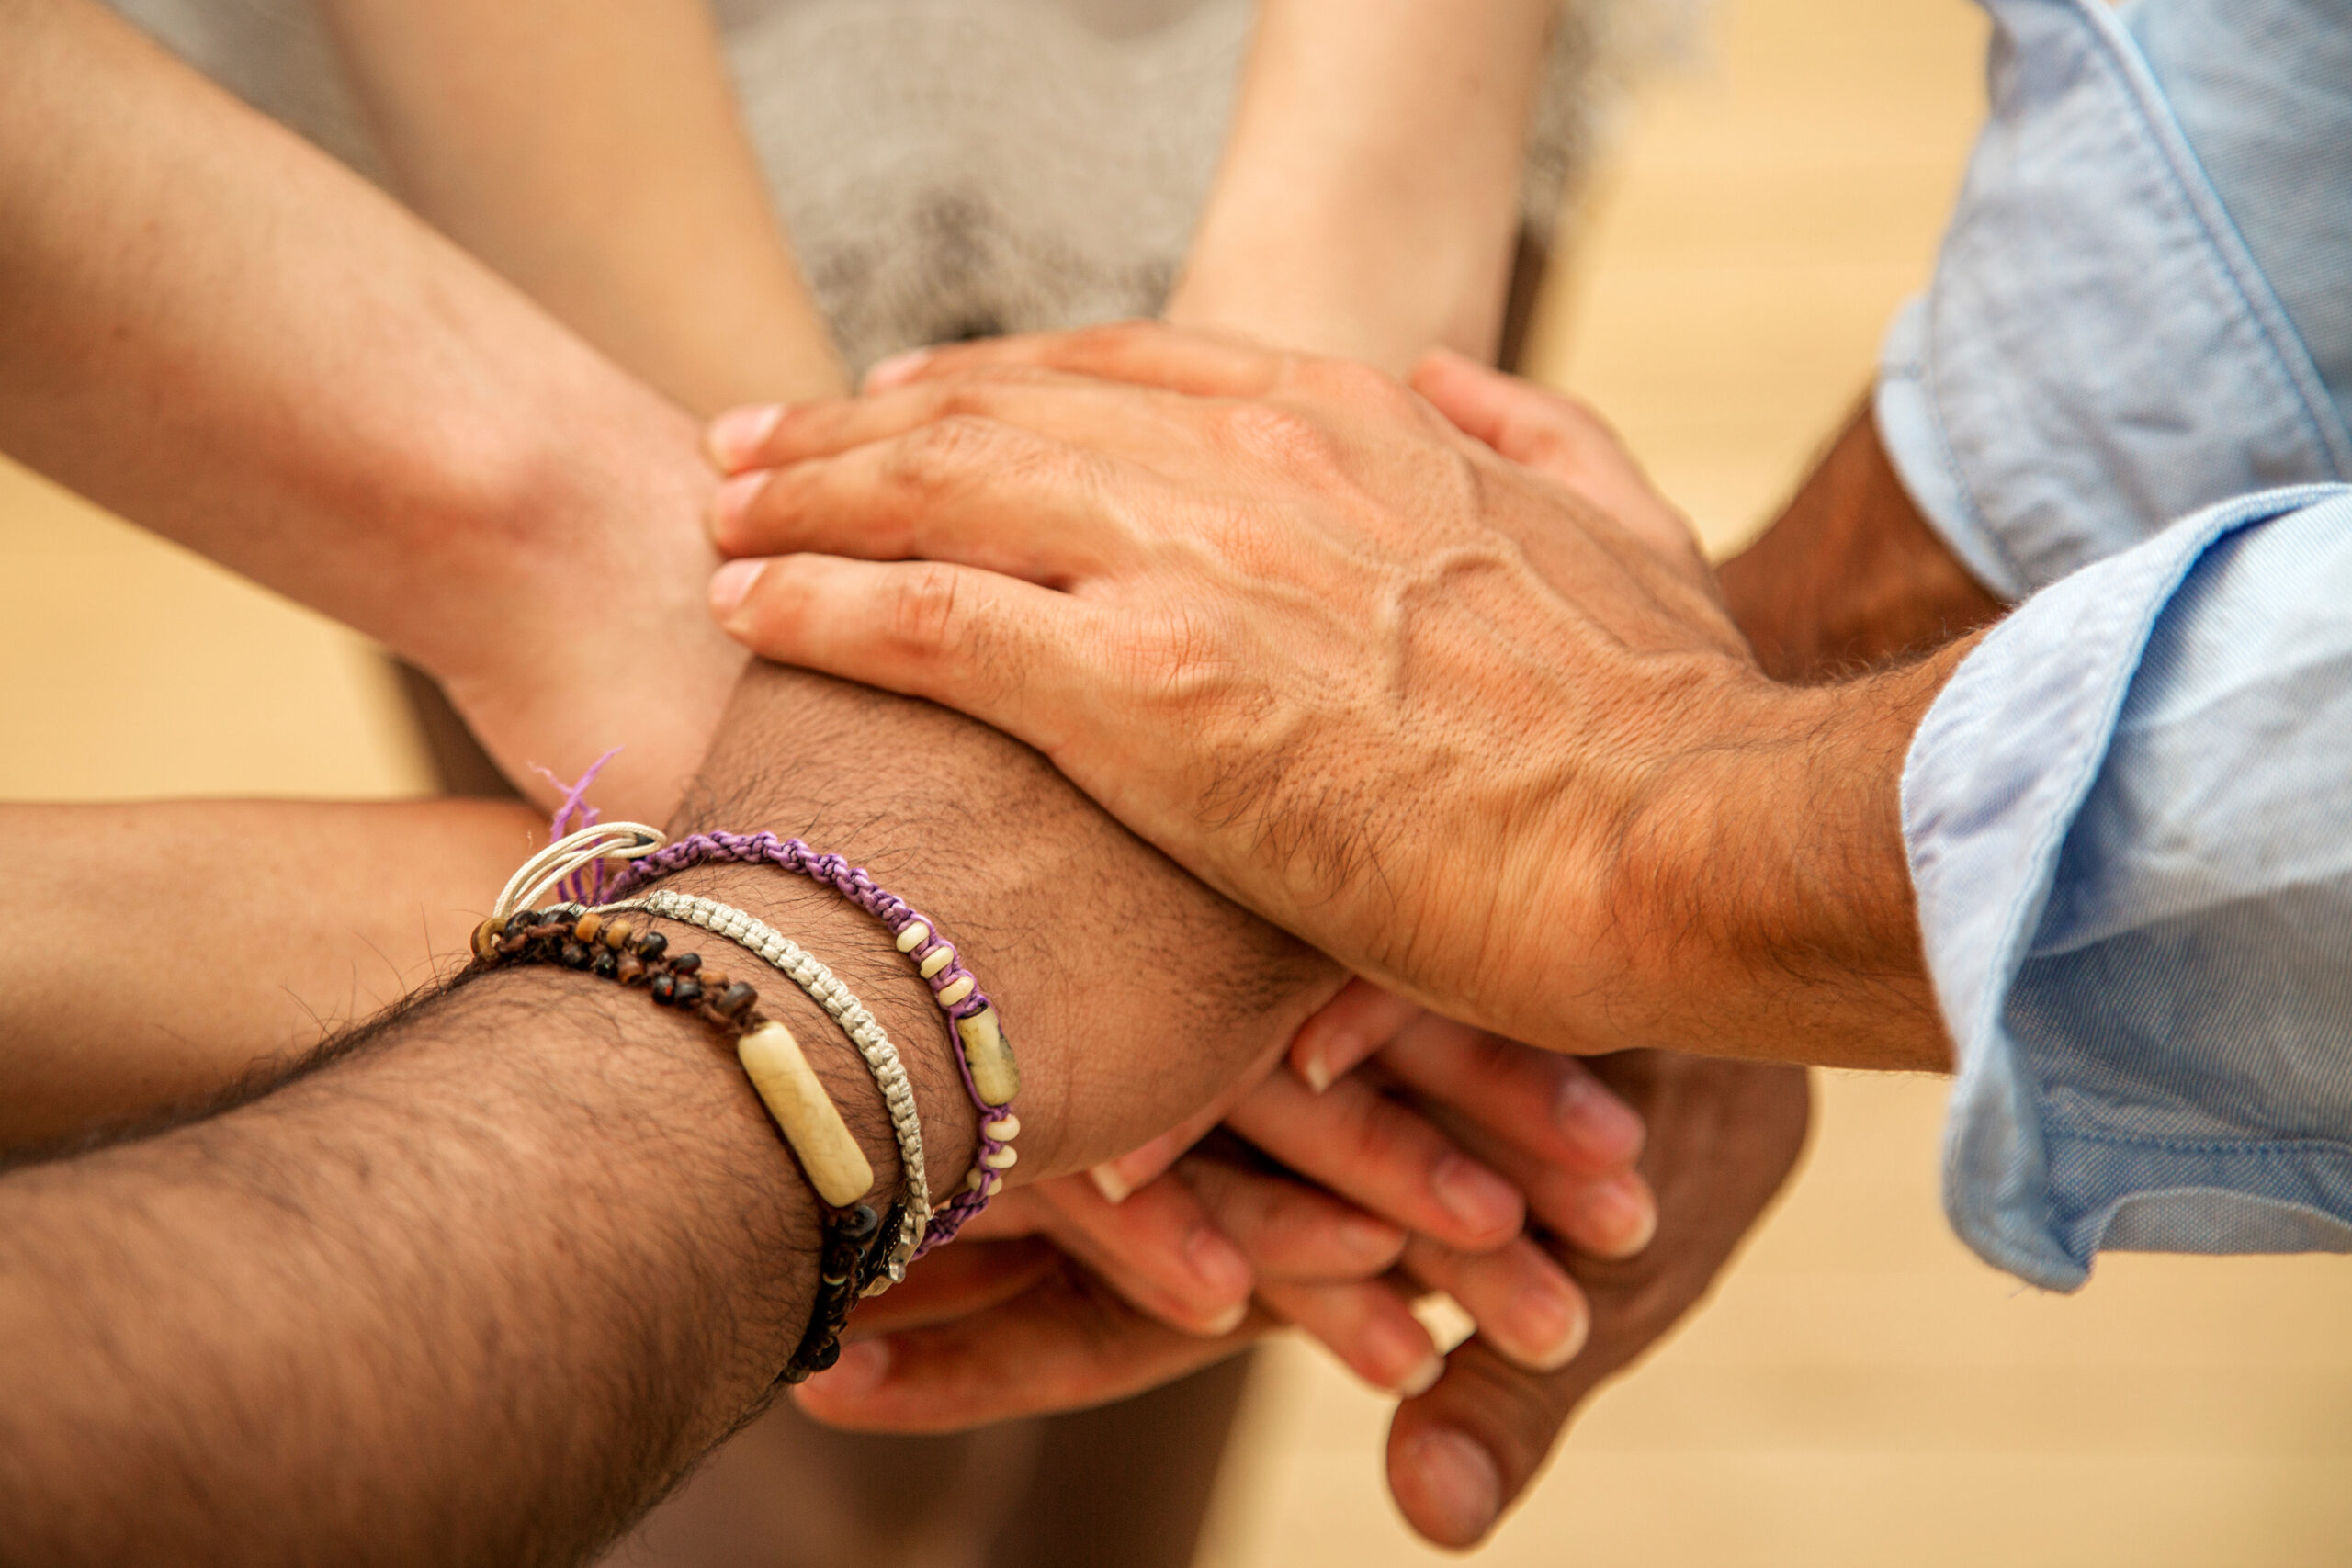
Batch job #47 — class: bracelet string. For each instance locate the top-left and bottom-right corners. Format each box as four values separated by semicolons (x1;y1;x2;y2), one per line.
609;831;1019;1251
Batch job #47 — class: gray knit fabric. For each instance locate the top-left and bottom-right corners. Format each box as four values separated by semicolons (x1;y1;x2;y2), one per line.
107;0;1690;371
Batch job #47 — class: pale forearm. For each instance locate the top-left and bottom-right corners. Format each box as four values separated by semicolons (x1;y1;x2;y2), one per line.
0;799;540;1150
0;0;742;818
320;0;847;415
1168;0;1555;368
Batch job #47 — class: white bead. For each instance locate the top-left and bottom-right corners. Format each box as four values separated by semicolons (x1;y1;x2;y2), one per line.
955;1006;1021;1106
965;1168;986;1192
983;1171;1003;1197
735;1021;874;1208
919;945;956;979
982;1145;1018;1170
895;922;929;953
934;975;975;1007
982;1113;1021;1140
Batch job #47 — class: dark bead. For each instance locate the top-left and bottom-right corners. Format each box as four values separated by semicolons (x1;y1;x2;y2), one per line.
713;982;758;1019
810;1339;842;1372
650;973;677;1004
560;941;591;969
842;1202;882;1244
616;954;646;984
636;931;668;962
671;952;702;976
590;948;619;978
672;978;703;1008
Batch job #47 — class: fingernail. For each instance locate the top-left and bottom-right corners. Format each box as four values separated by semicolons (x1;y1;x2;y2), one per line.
708;558;766;621
1338;1213;1407;1266
1556;1071;1645;1164
1088;1163;1133;1205
1184;1226;1253;1305
1507;1280;1589;1371
809;1337;889;1398
1365;1315;1439;1393
1430;1154;1521;1241
1592;1171;1658;1258
864;346;933;389
1408;1429;1502;1546
709;469;771;541
707;403;786;470
1299;1043;1336;1093
1397;1353;1446;1398
1204;1300;1250;1337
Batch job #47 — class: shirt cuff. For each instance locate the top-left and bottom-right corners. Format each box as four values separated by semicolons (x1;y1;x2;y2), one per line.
1904;483;2352;1290
1873;0;2350;604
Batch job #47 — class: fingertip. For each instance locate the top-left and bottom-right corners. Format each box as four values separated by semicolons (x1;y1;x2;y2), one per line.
1594;1170;1659;1259
706;402;786;471
708;468;772;549
1556;1066;1647;1168
1088;1162;1134;1206
863;345;934;390
708;557;768;627
797;1337;890;1413
1393;1427;1502;1549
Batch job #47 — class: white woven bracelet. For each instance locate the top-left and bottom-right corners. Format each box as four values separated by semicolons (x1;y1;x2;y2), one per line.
599;888;929;1288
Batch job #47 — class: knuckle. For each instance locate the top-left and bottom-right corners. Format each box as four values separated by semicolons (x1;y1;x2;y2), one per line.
889;414;1005;494
884;560;969;654
1216;400;1343;475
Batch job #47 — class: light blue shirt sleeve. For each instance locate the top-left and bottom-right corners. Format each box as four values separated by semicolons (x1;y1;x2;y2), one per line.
1873;0;2352;602
1905;483;2352;1291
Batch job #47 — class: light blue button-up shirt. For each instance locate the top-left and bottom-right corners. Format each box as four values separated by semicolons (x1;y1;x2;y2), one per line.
1878;0;2352;1289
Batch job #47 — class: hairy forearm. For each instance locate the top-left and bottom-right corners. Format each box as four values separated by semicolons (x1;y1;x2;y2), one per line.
1168;0;1554;368
0;800;540;1150
319;0;846;415
0;0;742;817
0;963;827;1564
1718;404;2007;681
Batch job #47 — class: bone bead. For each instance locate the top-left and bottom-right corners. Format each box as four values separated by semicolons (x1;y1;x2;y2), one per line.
894;921;930;953
736;1021;874;1208
954;1006;1021;1106
982;1113;1021;1141
934;975;975;1007
982;1145;1018;1171
918;945;956;979
470;917;505;963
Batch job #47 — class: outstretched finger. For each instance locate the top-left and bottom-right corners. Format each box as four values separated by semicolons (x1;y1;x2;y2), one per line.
1027;1170;1256;1337
1257;1276;1443;1395
1398;1233;1588;1372
1225;1067;1524;1253
1286;977;1426;1090
709;415;1137;586
708;553;1083;755
1176;1151;1407;1282
1379;1015;1645;1179
797;1260;1269;1433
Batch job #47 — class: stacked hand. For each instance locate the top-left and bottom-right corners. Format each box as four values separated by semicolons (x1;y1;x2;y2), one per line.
693;332;1826;1544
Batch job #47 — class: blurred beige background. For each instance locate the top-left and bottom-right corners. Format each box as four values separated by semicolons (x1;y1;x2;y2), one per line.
3;0;2346;1563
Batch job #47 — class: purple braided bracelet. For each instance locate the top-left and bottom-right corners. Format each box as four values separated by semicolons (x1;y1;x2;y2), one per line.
610;831;1016;1251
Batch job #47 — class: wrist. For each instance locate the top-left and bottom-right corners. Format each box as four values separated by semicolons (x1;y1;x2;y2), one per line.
1601;658;1958;1071
631;863;981;1210
1719;404;2005;681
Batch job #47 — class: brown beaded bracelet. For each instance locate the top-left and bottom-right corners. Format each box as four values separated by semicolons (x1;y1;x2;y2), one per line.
468;904;899;1383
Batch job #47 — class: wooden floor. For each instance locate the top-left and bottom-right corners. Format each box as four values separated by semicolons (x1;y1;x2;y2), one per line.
3;0;2346;1562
